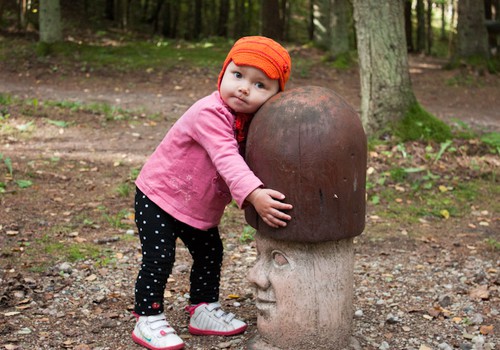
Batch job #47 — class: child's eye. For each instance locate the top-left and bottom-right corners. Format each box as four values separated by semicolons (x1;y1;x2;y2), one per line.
233;72;242;78
255;82;265;89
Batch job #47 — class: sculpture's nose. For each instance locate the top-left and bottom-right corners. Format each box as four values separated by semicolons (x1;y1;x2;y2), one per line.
247;258;271;290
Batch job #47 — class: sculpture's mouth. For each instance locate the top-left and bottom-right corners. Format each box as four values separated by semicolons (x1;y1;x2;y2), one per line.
255;298;276;313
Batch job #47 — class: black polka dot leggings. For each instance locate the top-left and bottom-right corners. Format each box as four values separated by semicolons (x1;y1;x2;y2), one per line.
134;187;223;316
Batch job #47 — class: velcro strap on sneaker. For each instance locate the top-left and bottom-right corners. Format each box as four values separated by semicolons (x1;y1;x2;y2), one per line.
147;314;176;334
207;302;236;323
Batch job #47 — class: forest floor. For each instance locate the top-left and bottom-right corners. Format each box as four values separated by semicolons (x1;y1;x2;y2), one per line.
0;40;499;350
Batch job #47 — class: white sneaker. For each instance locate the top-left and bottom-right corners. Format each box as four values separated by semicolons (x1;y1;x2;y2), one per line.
186;302;247;336
132;314;184;350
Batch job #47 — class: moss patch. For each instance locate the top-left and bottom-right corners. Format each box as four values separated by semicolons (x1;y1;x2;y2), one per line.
395;103;452;142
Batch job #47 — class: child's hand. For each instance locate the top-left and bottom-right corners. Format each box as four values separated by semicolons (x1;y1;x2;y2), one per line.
246;188;293;228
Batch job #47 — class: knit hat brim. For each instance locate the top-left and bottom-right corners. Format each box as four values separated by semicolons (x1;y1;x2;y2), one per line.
218;36;291;92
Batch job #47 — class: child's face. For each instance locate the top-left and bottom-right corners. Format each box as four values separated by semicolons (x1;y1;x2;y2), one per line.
220;61;280;114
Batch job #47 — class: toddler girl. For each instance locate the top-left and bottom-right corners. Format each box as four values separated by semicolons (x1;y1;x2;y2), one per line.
132;36;293;350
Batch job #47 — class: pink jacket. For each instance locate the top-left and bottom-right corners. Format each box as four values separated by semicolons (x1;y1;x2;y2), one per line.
136;91;263;230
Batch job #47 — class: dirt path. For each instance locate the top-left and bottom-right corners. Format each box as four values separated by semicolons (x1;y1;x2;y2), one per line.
1;55;498;133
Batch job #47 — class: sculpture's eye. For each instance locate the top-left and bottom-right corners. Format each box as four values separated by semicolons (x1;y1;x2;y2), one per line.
271;251;289;267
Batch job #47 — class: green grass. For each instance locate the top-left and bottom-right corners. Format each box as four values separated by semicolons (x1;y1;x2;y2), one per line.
16;39;231;73
24;233;114;272
370;177;496;222
0;36;234;77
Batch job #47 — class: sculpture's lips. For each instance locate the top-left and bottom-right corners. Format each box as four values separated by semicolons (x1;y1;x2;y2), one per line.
256;298;275;303
255;298;276;311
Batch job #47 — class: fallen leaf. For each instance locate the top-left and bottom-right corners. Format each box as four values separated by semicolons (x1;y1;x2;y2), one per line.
469;285;489;300
227;294;240;299
85;274;97;282
440;209;450;219
428;306;442;318
480;325;494;335
3;311;21;317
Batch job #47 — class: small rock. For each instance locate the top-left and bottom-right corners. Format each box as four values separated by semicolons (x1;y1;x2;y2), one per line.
470;313;483;325
173;264;190;274
93;293;107;304
74;345;91;350
472;336;484;350
58;262;72;273
225;243;237;251
459;344;472;350
17;327;32;335
354;309;363;318
463;333;475;340
101;319;116;328
385;313;400;324
379;341;390;350
473;270;487;283
217;341;232;348
438;343;453;350
438;294;452;307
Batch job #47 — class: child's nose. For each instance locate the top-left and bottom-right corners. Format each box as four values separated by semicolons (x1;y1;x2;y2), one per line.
238;84;249;95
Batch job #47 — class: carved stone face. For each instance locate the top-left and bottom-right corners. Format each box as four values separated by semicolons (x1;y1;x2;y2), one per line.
247;233;355;349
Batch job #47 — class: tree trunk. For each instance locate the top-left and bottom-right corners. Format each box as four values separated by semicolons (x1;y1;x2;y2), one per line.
261;0;284;40
308;0;314;41
330;0;351;55
113;0;128;29
193;0;202;39
352;0;416;135
426;0;432;54
233;0;245;37
416;0;425;52
39;0;62;43
0;0;6;28
485;0;499;49
18;0;27;29
456;0;489;58
314;0;351;55
404;0;414;52
217;0;230;37
440;2;446;41
448;0;457;56
104;0;113;20
150;0;165;33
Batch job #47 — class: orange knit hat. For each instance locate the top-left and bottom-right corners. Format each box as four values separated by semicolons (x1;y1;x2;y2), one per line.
218;36;291;91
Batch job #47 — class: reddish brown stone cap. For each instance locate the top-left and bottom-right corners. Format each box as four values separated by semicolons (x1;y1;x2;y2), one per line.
245;86;367;242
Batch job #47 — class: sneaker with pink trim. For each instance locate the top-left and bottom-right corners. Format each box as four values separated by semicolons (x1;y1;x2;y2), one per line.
186;302;247;336
132;313;184;350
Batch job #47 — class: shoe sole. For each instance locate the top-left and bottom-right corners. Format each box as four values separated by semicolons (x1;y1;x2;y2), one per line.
131;331;185;350
188;324;247;336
